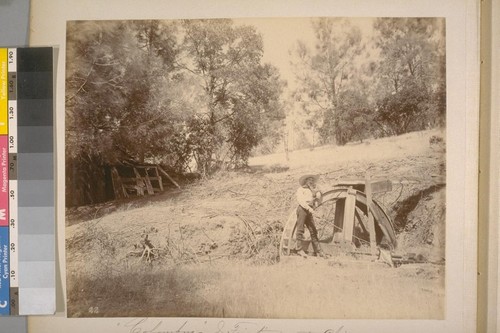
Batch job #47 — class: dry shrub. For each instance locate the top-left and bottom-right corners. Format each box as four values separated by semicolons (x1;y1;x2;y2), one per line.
67;219;122;263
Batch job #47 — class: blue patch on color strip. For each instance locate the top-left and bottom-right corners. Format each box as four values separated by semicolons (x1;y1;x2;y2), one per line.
0;227;9;315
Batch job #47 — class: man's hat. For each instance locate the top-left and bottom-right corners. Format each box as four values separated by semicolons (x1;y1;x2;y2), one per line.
299;174;319;186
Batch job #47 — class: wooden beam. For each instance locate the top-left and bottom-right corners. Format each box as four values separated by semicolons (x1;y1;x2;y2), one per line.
371;180;392;194
354;209;368;234
154;167;163;191
342;188;356;245
334;199;345;240
365;173;377;255
132;168;145;196
143;170;154;195
335;179;392;194
158;166;181;189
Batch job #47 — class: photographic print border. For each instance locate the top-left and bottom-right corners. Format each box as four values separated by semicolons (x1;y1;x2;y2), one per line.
28;0;479;332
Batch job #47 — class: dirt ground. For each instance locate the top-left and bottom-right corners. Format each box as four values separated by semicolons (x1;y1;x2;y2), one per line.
65;129;446;319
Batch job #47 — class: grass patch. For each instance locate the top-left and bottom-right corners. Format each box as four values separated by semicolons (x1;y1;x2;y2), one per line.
67;265;221;317
67;260;444;319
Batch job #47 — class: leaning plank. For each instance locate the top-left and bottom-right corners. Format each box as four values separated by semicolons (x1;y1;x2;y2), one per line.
111;167;128;199
136;166;154;195
144;172;155;195
154;167;163;191
157;166;181;189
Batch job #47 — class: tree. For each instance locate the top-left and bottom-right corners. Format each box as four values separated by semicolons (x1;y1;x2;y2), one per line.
291;18;364;145
66;21;128;161
66;20;181;165
65;18;286;204
65;21;136;204
65;20;183;204
111;21;182;164
373;18;446;132
180;19;285;173
335;89;375;143
375;82;428;136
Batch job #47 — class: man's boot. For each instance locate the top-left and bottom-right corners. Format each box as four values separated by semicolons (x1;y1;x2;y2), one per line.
312;240;326;258
295;240;308;258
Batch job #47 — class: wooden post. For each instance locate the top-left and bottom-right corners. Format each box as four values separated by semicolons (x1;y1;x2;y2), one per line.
133;167;145;196
334;199;345;241
142;168;154;195
342;188;356;246
154;167;163;191
365;173;377;255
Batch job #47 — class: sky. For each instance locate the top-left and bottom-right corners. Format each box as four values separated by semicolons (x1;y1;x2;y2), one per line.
233;17;377;92
238;17;317;90
229;17;379;148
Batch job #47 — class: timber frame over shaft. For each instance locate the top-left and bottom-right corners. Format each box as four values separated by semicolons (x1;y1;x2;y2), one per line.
280;178;396;258
110;164;180;199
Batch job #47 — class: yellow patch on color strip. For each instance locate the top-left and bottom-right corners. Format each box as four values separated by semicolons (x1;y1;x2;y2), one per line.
0;49;7;135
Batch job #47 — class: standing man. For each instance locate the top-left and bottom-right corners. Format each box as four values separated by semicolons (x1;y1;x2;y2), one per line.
295;174;325;258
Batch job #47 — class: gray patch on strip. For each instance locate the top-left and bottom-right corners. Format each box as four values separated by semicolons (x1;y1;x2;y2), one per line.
17;126;53;153
18;287;55;315
18;179;53;207
17;99;53;126
17;153;53;180
18;207;54;235
18;234;54;261
19;262;54;288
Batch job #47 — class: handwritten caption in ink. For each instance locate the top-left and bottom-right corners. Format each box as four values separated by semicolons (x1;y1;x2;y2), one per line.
117;318;347;333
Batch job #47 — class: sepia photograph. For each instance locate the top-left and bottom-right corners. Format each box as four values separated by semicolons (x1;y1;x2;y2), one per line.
64;17;447;319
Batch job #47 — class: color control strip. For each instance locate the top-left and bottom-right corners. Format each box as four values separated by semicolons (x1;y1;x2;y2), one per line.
17;47;55;315
0;47;55;316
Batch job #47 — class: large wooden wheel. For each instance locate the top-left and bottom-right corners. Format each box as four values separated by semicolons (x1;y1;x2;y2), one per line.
279;188;397;257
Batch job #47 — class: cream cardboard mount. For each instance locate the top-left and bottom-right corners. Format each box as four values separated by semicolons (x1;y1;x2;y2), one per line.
28;0;479;332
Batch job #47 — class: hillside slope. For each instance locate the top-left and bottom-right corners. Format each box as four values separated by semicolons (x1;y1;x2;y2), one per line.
65;129;446;318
